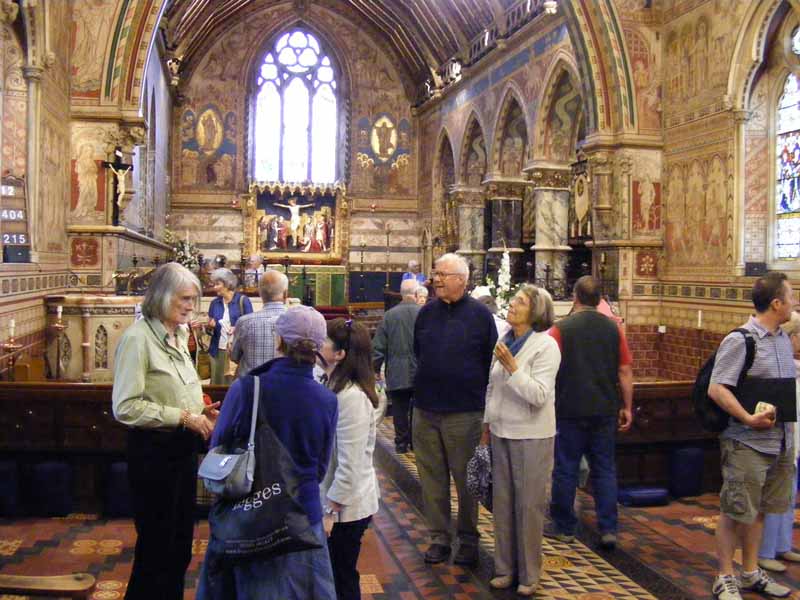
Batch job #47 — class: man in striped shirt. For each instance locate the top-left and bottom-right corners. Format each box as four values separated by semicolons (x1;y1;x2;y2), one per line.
231;269;288;376
709;272;797;600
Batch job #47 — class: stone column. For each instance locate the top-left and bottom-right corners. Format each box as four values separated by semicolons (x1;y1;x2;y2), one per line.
484;178;527;275
733;109;751;277
22;64;43;263
452;186;487;286
528;166;572;291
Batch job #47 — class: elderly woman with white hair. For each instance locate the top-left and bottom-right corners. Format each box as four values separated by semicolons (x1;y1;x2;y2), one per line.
481;284;560;596
113;263;220;600
206;268;253;383
758;310;800;573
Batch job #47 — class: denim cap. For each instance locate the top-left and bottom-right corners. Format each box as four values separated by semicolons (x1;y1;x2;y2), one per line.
275;305;327;351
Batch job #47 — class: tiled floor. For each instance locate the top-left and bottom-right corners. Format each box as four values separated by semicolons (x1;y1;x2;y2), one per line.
2;419;798;599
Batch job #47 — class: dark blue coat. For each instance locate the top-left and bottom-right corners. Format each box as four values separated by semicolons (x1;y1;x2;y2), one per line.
207;292;253;357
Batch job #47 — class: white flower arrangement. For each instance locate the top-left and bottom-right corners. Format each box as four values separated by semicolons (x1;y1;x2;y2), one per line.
165;229;200;271
483;250;516;319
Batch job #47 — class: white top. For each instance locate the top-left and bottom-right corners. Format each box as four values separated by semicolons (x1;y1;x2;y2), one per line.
218;302;231;351
320;382;380;522
483;330;561;439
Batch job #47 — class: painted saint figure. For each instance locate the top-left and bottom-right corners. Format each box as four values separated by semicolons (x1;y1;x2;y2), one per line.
73;144;98;218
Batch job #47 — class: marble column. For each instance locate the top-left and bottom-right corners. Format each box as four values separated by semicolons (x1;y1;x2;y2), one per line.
22;64;43;263
484;178;527;275
528;167;571;293
452;186;487;285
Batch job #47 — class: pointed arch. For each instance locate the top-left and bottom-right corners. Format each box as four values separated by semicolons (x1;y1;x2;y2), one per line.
534;54;582;159
728;0;786;111
489;85;529;175
458;111;488;187
432;128;457;250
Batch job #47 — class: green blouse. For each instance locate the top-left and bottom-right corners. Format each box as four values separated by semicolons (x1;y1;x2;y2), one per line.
112;317;204;429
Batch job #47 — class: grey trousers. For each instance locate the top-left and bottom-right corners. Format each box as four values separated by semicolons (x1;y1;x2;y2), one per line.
412;407;482;548
209;350;230;385
492;434;554;587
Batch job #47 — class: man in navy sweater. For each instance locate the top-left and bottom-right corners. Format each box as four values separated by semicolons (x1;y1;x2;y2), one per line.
413;253;498;565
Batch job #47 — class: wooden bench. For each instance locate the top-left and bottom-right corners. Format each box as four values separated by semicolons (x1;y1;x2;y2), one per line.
0;572;96;598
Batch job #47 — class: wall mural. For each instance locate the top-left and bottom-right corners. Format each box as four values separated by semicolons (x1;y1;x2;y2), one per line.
354;115;412;194
543;73;580;162
665;154;729;268
625;26;661;131
463;121;487;187
499;102;528;177
71;0;117;99
179;105;237;190
1;24;26;179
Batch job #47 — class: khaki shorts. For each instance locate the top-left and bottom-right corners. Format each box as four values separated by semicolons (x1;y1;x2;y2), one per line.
719;438;796;524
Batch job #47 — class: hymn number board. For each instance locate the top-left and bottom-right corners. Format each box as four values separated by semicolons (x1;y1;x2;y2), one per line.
0;180;31;262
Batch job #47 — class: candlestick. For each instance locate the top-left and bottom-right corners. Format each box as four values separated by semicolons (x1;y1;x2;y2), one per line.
9;319;14;339
600;252;606;264
697;309;703;329
587;219;592;236
56;305;63;320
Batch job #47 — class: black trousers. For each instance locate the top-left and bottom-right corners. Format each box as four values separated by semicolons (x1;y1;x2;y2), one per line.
388;388;413;448
328;516;372;600
125;428;198;600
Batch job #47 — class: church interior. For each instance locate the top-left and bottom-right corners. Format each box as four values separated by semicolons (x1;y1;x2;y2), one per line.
0;0;799;598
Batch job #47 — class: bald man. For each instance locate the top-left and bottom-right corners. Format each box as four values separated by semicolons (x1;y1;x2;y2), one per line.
230;269;288;376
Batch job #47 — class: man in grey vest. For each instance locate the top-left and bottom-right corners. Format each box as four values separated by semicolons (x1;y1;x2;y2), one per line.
373;278;421;453
547;276;633;549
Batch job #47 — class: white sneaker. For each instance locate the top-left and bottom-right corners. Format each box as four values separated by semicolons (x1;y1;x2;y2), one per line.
740;568;791;598
712;574;742;600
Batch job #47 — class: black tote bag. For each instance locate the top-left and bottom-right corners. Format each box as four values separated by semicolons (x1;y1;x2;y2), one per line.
207;403;322;559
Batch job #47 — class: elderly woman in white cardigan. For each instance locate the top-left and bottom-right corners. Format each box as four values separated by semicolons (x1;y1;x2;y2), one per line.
480;284;561;597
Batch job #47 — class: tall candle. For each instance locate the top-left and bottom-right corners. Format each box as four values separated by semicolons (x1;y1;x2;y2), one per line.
57;305;63;320
697;309;703;329
9;319;14;338
185;229;190;243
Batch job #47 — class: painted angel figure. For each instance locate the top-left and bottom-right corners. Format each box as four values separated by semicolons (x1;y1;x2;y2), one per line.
108;165;132;206
273;197;315;247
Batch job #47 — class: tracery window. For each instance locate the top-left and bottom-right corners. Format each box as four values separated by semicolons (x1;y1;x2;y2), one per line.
253;30;337;183
775;72;800;260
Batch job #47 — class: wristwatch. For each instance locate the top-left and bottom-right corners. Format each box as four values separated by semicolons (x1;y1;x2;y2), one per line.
324;505;339;520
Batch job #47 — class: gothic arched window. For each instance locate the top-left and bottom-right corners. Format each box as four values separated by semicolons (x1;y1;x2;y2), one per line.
775;71;800;260
253;30;338;183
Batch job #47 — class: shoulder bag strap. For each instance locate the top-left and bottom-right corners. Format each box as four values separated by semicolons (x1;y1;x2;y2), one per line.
238;293;246;317
248;376;260;450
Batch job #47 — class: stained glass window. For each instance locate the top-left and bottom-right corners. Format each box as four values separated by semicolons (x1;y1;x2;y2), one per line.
792;28;800;56
775;73;800;259
253;30;338;183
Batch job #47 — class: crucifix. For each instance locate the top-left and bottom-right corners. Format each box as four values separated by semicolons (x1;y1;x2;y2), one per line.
102;147;133;226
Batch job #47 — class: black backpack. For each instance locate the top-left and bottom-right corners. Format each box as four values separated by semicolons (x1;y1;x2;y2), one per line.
693;328;756;432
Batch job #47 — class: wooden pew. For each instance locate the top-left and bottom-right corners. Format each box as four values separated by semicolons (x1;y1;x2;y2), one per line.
0;382;229;512
0;572;95;598
618;380;721;492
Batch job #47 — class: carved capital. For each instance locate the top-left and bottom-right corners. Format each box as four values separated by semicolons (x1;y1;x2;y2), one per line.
529;167;571;190
0;0;18;23
166;56;182;88
484;178;527;200
105;126;146;154
733;109;752;124
22;65;44;82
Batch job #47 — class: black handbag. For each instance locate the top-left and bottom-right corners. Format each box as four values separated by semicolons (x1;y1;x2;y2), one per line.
207;377;322;559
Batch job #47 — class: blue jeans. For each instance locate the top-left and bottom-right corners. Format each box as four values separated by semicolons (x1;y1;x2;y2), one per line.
550;416;618;536
759;466;798;559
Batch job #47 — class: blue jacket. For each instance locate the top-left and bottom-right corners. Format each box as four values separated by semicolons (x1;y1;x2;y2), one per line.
207;292;253;357
211;357;338;525
413;295;497;412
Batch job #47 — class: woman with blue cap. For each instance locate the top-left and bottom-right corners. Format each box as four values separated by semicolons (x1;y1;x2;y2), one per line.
198;305;338;600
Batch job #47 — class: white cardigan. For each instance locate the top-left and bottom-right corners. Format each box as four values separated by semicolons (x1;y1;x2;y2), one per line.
483;330;561;440
320;383;380;523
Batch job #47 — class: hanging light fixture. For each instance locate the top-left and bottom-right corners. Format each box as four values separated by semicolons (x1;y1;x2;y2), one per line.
544;0;558;15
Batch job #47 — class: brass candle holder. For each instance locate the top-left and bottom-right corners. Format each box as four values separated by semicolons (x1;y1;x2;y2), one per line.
50;313;68;381
2;336;22;382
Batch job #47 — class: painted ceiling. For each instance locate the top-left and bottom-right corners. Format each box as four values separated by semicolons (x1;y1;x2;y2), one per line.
164;0;522;90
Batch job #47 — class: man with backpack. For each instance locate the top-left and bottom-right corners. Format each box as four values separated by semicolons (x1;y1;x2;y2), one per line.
710;272;797;600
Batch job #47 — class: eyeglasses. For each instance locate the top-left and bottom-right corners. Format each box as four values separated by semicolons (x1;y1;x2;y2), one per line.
432;271;460;279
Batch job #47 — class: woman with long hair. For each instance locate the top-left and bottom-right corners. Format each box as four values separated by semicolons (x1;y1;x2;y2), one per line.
319;318;380;600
